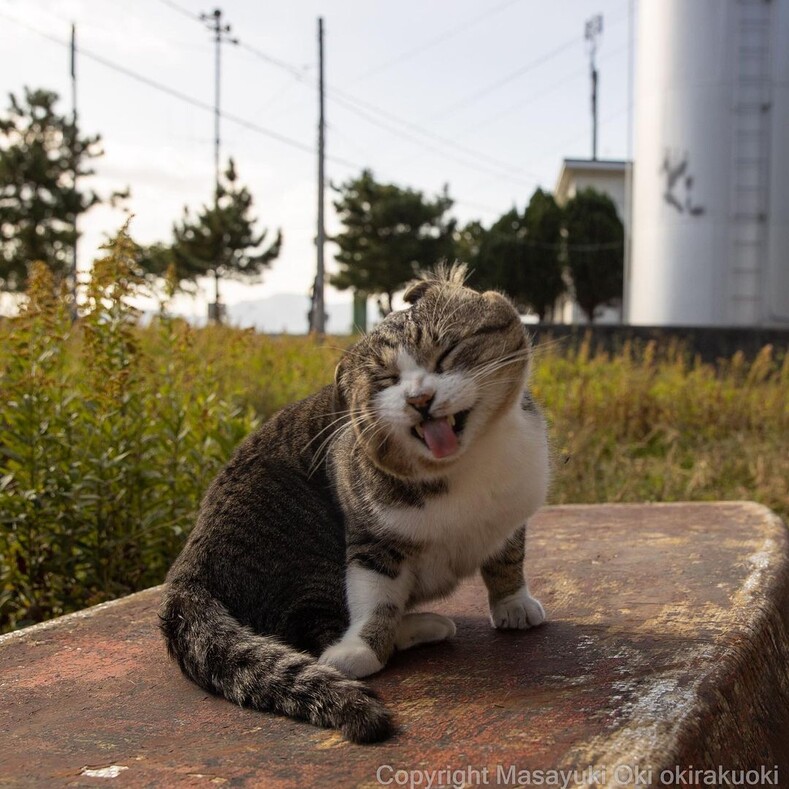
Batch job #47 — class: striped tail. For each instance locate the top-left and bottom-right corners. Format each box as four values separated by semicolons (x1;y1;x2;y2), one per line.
159;583;394;744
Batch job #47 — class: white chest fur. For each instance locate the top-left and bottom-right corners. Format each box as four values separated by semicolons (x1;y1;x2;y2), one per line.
377;405;549;603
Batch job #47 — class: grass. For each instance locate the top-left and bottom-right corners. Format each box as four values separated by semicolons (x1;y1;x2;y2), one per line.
1;228;786;633
532;339;788;520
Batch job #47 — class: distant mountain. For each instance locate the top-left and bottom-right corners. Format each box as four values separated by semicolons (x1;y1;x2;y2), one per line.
227;294;354;334
145;293;379;334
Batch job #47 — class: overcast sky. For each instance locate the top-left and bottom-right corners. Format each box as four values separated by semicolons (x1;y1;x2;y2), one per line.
0;0;633;319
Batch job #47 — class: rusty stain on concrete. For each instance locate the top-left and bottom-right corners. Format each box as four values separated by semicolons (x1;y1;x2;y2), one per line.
1;502;788;787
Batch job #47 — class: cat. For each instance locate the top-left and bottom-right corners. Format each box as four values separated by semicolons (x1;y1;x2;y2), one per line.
159;264;549;744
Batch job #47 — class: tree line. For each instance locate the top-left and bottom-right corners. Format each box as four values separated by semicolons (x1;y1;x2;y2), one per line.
0;88;281;317
1;87;623;324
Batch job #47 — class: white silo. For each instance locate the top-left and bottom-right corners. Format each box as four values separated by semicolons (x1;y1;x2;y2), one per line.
628;0;789;327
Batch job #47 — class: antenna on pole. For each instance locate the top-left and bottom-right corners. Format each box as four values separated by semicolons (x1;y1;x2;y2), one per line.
310;16;326;337
70;22;78;320
585;14;603;161
200;7;238;324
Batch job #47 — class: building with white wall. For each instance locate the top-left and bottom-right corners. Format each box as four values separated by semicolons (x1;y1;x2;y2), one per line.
554;158;628;220
628;0;789;327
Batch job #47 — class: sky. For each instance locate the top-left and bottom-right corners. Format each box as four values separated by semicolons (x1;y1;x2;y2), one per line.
0;0;633;326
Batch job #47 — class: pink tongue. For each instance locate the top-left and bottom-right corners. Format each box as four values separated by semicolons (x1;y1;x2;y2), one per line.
422;417;459;459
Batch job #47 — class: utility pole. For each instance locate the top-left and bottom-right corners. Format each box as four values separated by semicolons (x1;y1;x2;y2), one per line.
201;8;238;324
310;17;327;336
585;14;603;161
69;23;78;321
622;0;634;324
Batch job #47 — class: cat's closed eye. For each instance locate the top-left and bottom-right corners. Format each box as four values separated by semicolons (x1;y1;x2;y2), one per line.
373;373;400;387
434;344;458;373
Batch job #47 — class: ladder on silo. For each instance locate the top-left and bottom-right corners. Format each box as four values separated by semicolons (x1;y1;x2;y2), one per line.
728;0;773;325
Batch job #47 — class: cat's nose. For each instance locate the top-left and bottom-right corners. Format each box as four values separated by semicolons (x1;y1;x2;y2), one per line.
406;391;435;415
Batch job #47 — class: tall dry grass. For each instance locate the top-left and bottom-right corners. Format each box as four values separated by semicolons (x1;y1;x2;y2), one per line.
532;338;788;519
1;235;786;632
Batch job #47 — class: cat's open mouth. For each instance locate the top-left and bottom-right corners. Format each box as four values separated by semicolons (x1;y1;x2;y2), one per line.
411;409;470;459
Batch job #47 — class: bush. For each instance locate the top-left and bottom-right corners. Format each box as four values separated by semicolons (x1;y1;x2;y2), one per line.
0;229;257;631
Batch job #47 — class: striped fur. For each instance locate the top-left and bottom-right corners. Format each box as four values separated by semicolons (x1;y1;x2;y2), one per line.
160;263;548;743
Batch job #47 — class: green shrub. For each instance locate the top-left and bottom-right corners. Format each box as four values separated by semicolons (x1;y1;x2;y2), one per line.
0;229;257;631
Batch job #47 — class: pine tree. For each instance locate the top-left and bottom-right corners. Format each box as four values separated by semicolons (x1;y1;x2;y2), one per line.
331;169;455;316
471;189;565;321
155;159;282;321
0;88;109;292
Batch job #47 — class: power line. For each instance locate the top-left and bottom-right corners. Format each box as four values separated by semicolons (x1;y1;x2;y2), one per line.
150;3;547;184
0;10;510;221
328;91;540;188
158;0;313;83
434;35;579;119
355;0;523;81
157;0;201;22
458;43;631;139
217;33;543;182
434;4;629;121
238;41;313;82
327;85;542;179
0;11;358;167
155;4;545;184
151;1;626;200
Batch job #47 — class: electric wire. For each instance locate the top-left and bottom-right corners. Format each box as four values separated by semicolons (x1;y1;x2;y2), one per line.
0;11;357;169
355;0;523;81
434;2;629;120
155;0;538;184
0;10;506;217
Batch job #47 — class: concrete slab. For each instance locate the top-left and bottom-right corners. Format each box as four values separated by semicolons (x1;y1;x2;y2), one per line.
1;503;788;787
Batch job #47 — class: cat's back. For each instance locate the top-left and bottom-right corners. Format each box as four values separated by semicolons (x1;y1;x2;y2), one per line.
168;383;346;587
207;383;342;490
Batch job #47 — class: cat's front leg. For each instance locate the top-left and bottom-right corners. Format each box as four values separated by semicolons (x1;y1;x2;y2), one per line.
481;524;545;630
319;559;412;679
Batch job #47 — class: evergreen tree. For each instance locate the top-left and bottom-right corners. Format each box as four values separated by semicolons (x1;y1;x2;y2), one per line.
471;207;523;294
471;189;565;321
154;159;282;319
453;220;486;267
0;88;110;292
331;169;455;316
563;188;624;323
522;188;565;321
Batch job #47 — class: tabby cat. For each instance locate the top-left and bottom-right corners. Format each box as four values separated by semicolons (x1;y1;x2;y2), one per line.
159;264;549;743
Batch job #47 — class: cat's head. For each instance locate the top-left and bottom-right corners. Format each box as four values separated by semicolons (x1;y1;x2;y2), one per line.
335;264;531;478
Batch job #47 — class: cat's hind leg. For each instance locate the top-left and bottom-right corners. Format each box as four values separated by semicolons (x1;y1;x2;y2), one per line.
394;612;456;651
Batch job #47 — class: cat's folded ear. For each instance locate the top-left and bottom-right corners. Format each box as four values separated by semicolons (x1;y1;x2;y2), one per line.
402;278;435;305
403;262;469;304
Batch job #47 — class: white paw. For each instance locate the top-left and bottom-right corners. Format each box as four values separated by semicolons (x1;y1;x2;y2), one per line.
318;636;384;679
395;612;456;651
491;589;546;630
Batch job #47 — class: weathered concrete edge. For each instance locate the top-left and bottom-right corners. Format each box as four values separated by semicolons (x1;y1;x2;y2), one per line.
562;502;789;778
0;585;164;647
667;504;789;770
